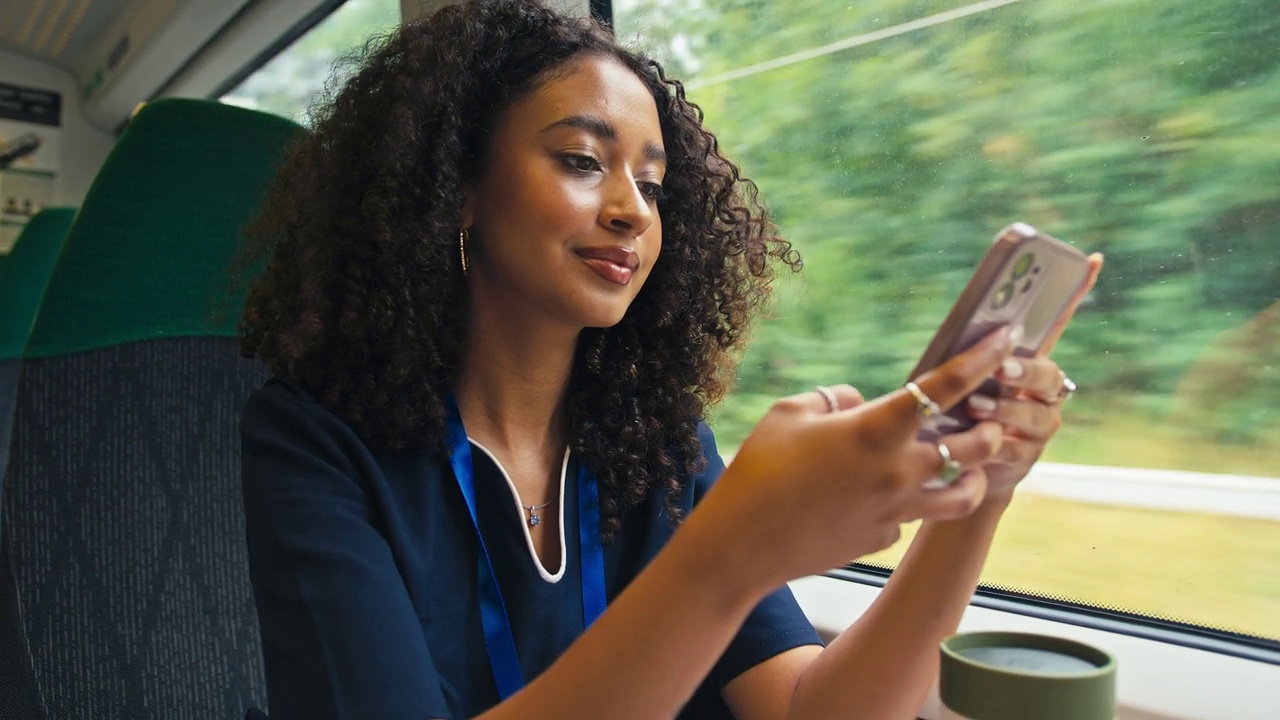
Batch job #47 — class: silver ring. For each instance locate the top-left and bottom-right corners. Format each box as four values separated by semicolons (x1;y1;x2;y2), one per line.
815;385;839;414
1050;371;1077;405
935;441;963;486
904;381;942;419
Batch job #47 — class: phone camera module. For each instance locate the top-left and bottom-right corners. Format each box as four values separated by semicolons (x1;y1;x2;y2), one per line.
1012;253;1036;279
991;281;1014;310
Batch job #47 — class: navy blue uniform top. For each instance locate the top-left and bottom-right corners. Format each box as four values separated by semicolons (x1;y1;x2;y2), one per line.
242;378;822;719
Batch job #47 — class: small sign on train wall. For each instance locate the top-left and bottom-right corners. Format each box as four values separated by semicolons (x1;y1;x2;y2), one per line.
0;81;61;254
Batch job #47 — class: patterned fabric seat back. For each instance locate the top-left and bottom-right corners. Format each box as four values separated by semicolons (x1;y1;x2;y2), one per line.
0;99;302;720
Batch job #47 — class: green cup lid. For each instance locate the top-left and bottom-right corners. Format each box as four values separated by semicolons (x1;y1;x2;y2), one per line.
940;631;1116;720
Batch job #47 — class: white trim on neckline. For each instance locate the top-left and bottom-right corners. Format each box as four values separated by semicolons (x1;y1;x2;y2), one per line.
467;439;569;583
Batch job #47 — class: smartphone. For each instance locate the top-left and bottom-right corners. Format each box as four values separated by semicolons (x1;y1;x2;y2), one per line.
909;222;1090;436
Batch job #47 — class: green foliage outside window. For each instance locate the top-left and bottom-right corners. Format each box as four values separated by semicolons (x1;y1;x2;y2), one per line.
617;0;1280;474
222;0;402;124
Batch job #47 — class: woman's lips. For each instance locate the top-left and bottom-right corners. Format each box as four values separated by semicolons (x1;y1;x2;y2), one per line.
575;246;639;285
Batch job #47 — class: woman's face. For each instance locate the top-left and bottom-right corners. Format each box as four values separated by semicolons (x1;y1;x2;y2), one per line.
463;54;666;331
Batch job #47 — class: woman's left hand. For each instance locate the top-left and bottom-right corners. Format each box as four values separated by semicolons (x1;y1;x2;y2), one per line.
964;252;1105;504
964;356;1070;500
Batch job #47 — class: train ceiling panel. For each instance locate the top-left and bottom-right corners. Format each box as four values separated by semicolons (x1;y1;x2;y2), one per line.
0;0;109;68
0;0;259;130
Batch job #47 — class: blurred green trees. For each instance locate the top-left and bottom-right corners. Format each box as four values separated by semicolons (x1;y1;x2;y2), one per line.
618;0;1280;466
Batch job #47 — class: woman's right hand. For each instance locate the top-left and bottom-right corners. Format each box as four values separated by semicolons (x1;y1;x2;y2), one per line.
693;325;1020;593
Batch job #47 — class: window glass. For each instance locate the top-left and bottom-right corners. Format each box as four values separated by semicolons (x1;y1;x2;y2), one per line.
220;0;402;123
616;0;1280;640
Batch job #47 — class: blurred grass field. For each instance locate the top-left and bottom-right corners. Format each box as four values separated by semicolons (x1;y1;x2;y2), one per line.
1044;396;1280;479
722;399;1280;639
861;493;1280;640
862;402;1280;640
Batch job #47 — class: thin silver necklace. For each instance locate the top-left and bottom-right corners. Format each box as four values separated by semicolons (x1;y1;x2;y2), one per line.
524;495;558;527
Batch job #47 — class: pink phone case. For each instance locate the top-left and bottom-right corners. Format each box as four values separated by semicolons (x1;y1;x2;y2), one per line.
910;223;1090;436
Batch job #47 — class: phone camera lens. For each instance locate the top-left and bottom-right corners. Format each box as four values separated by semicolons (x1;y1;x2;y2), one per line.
1012;253;1036;279
991;282;1014;310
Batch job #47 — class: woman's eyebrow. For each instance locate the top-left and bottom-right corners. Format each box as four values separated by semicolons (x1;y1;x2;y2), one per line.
541;114;667;163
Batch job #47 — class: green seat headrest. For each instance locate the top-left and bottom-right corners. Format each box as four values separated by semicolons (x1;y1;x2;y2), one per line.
0;207;76;359
24;98;304;359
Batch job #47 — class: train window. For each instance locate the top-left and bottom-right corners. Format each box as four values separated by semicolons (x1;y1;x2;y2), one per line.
220;0;401;123
615;0;1280;641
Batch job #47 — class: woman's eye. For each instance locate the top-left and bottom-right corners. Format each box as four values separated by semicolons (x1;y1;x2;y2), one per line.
563;154;601;173
638;182;665;202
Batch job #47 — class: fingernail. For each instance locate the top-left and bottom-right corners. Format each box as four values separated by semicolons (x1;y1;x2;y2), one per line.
1008;324;1025;347
968;394;997;415
1002;358;1024;379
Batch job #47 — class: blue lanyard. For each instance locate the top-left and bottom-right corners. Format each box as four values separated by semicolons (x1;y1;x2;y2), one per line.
444;395;607;700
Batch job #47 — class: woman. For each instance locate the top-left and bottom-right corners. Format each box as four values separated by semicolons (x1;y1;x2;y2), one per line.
237;1;1101;718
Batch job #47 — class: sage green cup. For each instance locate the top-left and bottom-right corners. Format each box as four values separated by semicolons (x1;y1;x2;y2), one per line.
939;631;1117;720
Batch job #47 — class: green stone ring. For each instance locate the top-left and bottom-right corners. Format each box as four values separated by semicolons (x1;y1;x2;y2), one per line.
936;441;963;485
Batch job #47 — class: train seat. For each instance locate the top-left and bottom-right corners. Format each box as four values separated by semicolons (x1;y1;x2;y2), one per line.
0;98;302;720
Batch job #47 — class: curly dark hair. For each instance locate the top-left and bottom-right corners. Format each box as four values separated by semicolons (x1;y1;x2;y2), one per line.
237;0;800;538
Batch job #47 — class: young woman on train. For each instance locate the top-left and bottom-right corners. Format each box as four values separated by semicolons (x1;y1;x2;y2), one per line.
236;1;1101;717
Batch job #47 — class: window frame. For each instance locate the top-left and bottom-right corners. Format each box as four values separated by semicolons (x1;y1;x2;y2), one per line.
206;0;350;102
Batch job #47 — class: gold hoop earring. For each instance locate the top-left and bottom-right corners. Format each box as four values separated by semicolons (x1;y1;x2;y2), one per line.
458;228;469;276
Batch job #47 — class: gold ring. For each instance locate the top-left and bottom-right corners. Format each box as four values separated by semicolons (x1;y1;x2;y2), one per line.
904;381;942;419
